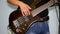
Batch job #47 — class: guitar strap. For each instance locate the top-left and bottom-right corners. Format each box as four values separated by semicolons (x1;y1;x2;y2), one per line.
30;0;41;10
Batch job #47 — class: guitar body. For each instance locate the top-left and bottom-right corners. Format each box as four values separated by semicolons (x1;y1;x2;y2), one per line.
9;9;43;34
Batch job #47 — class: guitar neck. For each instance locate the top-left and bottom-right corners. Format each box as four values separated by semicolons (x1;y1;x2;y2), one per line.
31;0;58;17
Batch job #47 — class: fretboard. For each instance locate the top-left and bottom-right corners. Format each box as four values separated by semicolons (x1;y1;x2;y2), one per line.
31;0;58;17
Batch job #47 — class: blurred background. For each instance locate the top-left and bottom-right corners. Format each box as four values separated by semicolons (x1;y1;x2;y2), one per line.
0;0;59;34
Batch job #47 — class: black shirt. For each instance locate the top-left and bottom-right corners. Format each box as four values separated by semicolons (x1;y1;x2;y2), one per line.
18;0;50;17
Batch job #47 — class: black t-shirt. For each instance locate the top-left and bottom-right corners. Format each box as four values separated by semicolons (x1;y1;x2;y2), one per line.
18;0;50;17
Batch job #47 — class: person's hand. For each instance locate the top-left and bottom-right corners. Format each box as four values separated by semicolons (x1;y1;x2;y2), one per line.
19;1;31;16
16;28;20;33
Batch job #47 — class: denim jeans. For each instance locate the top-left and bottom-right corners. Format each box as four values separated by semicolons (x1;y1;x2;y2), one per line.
25;21;50;34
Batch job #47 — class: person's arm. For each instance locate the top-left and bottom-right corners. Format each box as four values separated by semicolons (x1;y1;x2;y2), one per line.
7;0;31;16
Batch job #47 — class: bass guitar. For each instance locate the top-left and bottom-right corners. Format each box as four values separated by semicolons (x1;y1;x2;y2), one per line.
9;0;58;34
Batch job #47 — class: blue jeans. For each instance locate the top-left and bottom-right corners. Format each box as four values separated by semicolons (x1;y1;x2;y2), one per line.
25;21;50;34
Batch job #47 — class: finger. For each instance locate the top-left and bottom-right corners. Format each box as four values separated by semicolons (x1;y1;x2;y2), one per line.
21;7;28;16
24;7;30;16
21;9;25;16
23;9;28;16
26;8;31;15
22;11;25;16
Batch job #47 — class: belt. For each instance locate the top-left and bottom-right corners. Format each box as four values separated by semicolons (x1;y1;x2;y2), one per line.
38;16;49;22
